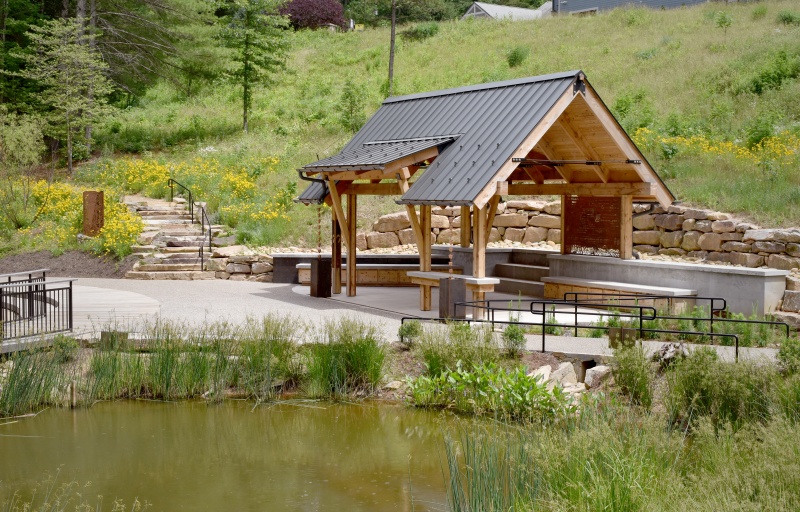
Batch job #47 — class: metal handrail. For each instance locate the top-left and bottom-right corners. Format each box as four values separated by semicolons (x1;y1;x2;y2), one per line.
197;203;213;271
0;269;48;283
1;278;75;341
167;178;194;224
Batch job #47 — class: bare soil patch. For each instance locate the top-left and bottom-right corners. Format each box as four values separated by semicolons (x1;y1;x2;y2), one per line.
0;250;136;278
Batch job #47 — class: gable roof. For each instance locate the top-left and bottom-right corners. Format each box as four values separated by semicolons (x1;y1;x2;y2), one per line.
298;70;674;208
463;2;546;20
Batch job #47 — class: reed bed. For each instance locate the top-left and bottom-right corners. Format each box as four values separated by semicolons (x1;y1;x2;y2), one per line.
0;314;385;416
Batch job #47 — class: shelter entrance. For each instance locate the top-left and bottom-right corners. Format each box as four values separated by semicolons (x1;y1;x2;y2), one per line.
296;71;674;312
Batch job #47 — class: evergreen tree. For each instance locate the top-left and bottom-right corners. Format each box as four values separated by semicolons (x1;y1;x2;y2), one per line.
13;17;114;173
219;0;289;133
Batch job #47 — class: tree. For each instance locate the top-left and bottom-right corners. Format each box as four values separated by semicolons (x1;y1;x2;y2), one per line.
219;0;289;133
0;107;44;229
281;0;346;29
715;11;732;43
13;17;114;173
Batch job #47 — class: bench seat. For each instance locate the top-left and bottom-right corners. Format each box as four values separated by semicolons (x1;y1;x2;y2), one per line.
406;271;500;292
541;276;696;313
297;263;462;286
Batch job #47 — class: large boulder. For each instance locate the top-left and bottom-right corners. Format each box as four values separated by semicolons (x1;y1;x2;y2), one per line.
366;231;400;249
493;213;528;228
212;245;255;258
528;214;561;229
373;211;411;233
523;227;548;244
584;365;612;388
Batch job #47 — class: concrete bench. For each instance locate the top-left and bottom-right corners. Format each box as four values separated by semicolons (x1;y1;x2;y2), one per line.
297;263;462;286
408;271;500;317
541;276;697;313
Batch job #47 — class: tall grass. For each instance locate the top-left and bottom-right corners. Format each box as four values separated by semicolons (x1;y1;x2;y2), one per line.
305;317;385;398
414;322;498;377
0;348;66;417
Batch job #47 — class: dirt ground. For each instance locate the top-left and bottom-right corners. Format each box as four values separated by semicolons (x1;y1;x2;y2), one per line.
0;250;137;278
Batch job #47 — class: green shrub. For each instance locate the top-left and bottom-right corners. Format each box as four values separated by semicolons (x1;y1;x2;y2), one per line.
52;335;79;363
752;4;767;21
0;349;63;417
612;346;653;408
501;323;526;357
505;46;529;68
612;89;655;132
774;374;800;422
665;348;774;428
776;10;800;26
408;362;576;423
401;22;439;42
777;337;800;374
398;319;423;347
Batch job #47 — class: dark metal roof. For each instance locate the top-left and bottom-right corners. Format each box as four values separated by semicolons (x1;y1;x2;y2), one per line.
299;71;582;205
296;180;326;205
303;136;455;171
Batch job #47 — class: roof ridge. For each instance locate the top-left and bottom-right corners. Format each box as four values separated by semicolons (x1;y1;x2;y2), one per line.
382;71;581;105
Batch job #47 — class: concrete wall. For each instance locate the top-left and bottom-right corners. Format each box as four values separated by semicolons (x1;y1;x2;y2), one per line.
547;254;788;315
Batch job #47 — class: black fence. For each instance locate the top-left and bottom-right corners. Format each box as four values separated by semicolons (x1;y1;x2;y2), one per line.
401;294;792;362
1;270;74;342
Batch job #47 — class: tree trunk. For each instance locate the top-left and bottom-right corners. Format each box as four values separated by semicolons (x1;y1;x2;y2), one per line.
242;33;250;133
388;0;396;97
62;0;70;18
84;0;96;153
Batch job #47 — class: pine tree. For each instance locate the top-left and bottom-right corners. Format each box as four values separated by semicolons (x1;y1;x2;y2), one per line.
219;0;289;133
13;17;114;173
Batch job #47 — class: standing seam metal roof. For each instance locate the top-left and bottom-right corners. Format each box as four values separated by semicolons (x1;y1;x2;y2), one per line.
298;71;581;205
302;137;455;170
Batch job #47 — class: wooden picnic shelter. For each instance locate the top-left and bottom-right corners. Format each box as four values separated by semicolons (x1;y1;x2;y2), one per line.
297;70;675;311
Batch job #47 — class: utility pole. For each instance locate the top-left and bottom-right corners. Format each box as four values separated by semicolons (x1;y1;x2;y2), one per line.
388;0;396;97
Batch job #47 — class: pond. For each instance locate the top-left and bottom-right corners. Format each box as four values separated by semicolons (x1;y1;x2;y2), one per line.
0;401;464;511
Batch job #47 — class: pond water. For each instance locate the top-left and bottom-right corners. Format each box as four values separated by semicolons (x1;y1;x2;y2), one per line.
0;401;464;511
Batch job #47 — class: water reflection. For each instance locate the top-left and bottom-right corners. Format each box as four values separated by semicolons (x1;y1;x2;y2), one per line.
0;401;459;511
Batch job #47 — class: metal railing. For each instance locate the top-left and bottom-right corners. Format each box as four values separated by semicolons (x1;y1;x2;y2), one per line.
1;268;48;285
167;178;194;224
401;296;792;362
198;203;213;271
1;277;74;342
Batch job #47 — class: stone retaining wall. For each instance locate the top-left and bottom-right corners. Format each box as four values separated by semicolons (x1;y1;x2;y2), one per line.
206;245;274;282
365;201;800;271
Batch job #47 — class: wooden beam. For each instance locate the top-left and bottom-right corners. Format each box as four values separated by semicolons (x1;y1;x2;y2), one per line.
398;174;425;250
485;195;500;242
471;89;577;209
578;89;674;207
507;182;656;197
620;195;633;260
332;209;342;294
537;135;574;184
460;206;471;247
420;204;432;311
328;169;387;181
340;183;401;195
495;181;509;196
555;115;609;183
561;195;567;255
382;147;440;176
346;193;357;297
522;167;545;184
326;176;350;249
473;206;486;278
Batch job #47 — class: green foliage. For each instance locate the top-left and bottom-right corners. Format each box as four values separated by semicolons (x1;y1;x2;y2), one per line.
414;322;498;377
305;318;385;398
501;323;525;357
401;22;440;42
612;89;655;132
0;349;64;417
505;46;529;68
752;4;768;21
714;11;732;39
0;108;43;173
776;10;800;25
408;362;576;423
52;335;79;364
336;79;366;134
219;0;290;132
12;18;114;173
778;337;800;375
665;348;774;429
398;319;423;347
612;346;653;408
735;50;800;96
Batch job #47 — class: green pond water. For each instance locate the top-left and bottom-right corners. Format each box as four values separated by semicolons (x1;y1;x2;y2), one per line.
0;401;465;511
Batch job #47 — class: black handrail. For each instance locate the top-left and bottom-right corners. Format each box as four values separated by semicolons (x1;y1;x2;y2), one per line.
197;203;213;271
167;178;194;224
1;278;75;342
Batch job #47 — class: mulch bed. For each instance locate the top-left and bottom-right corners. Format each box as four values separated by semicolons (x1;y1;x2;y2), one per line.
0;250;137;279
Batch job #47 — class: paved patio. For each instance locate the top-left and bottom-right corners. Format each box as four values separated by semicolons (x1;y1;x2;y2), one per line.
53;278;777;363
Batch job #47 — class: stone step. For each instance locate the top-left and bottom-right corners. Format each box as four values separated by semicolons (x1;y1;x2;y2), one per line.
125;270;216;280
131;244;157;253
494;278;545;297
135;262;204;271
162;246;211;254
143;219;193;226
140;215;193;221
493;263;549;281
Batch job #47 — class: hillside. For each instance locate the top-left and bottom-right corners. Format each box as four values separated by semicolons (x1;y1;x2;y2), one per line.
4;0;800;255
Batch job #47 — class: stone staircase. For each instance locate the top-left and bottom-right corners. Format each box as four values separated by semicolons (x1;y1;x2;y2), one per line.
124;195;228;280
492;250;550;297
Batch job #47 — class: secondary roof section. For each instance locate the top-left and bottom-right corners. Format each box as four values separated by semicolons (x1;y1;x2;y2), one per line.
297;70;674;208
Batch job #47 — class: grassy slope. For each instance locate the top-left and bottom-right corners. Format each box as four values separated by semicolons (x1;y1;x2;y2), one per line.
95;0;800;243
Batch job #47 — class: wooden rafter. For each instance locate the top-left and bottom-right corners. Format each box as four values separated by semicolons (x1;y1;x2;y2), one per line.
326;176;350;246
555;114;609;183
485;195;500;241
508;182;656;197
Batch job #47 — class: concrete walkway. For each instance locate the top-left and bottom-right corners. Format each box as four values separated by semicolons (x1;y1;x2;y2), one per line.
49;279;777;363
